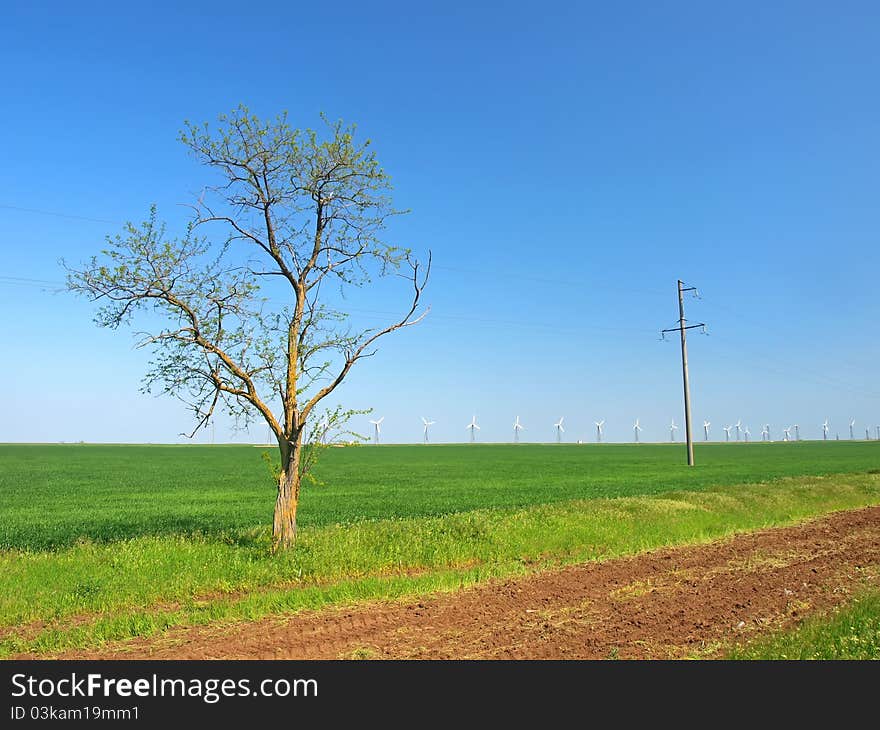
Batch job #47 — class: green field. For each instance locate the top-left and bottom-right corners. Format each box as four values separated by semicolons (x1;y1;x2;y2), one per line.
1;441;879;657
2;441;879;550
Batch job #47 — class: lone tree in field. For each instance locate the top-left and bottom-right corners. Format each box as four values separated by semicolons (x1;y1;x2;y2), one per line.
66;107;430;550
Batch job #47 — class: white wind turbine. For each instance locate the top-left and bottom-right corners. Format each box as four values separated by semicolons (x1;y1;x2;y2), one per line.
876;425;879;440
421;417;435;444
783;426;791;442
633;419;642;443
466;415;480;443
793;424;800;441
866;427;871;441
670;419;678;442
703;420;711;441
822;419;829;440
595;419;605;443
319;414;330;445
849;418;856;440
723;425;733;442
735;420;742;442
369;416;384;445
762;424;771;442
554;417;565;444
743;426;751;443
513;416;524;443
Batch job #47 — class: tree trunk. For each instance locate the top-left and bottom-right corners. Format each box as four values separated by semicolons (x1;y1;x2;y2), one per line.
273;445;301;551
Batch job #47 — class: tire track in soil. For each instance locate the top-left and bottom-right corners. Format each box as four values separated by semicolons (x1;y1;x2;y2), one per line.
35;506;880;660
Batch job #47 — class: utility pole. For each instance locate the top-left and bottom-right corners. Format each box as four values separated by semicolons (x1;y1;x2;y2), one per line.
661;280;706;467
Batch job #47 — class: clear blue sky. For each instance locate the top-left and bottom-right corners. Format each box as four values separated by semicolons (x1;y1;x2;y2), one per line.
1;1;878;444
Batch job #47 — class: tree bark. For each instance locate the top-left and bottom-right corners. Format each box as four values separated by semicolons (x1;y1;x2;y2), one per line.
273;441;301;551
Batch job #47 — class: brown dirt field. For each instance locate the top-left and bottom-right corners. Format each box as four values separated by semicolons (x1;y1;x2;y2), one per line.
39;505;880;660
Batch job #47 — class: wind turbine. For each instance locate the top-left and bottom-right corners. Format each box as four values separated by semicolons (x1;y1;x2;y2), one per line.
319;414;330;445
595;419;605;443
762;424;771;442
793;424;800;441
723;425;733;442
783;426;791;442
735;420;742;442
876;425;879;440
421;417;435;444
554;417;565;444
822;419;829;441
633;419;642;443
513;416;524;443
849;419;856;440
369;416;384;444
867;427;871;441
703;420;711;441
670;419;678;442
466;415;480;443
743;426;751;443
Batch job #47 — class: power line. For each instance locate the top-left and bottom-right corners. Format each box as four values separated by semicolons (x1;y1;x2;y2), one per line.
1;202;669;296
698;295;880;399
2;204;877;398
677;288;880;400
433;264;668;297
0;204;120;225
0;275;657;336
0;276;64;291
343;305;655;335
0;275;63;286
705;336;880;401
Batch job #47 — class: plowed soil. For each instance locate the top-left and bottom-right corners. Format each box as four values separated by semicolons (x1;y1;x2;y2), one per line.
44;506;880;660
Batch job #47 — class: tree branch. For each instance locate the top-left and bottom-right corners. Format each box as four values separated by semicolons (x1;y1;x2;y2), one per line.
300;251;430;422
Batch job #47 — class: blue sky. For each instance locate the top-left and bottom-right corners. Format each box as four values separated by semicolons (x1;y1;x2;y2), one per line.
1;1;878;444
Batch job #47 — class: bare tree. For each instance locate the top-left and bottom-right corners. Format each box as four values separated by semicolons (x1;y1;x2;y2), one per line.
66;106;430;550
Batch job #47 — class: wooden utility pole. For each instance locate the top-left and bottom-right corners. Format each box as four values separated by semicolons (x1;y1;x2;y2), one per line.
677;280;694;466
662;281;706;467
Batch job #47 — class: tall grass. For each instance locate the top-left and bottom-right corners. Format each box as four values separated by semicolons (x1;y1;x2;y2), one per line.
2;472;878;657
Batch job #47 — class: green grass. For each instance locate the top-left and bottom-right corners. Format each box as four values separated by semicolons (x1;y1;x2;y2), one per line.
2;441;878;550
1;442;878;657
727;590;880;659
2;472;879;657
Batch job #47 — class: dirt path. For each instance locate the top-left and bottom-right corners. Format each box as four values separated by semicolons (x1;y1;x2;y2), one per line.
47;506;880;660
